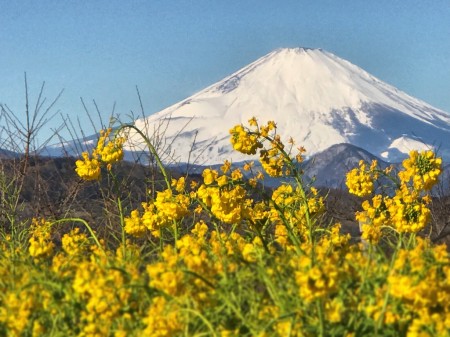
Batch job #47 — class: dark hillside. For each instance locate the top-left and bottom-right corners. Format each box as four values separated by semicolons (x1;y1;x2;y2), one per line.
1;155;449;247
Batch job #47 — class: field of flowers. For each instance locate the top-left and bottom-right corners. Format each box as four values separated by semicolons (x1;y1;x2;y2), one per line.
0;119;449;336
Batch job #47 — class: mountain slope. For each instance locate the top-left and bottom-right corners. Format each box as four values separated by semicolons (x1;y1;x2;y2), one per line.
303;143;391;188
126;47;450;165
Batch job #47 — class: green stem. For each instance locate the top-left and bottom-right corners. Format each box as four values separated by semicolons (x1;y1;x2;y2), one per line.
159;227;164;253
316;300;325;337
181;308;218;337
52;218;105;255
269;200;303;254
260;133;315;251
173;219;179;252
250;218;270;254
359;243;374;292
119;124;171;190
406;233;416;250
117;193;126;257
111;172;127;257
376;233;402;333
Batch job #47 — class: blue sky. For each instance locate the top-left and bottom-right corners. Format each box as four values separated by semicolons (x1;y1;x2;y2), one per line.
1;0;450;143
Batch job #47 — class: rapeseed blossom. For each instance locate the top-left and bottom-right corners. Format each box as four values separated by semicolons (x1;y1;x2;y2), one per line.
229;124;262;155
28;218;55;260
125;184;190;238
202;168;219;185
387;188;431;233
75;152;101;181
399;150;442;190
345;160;376;197
142;296;183;336
124;208;148;237
349;150;440;240
75;127;126;180
95;128;125;166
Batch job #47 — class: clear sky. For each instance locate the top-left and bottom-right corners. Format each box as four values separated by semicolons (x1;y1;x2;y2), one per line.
1;0;450;144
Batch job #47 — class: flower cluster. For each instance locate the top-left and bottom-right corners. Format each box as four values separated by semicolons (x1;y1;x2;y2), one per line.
28;218;55;260
75;152;101;181
72;258;132;336
229;124;262;155
142;296;183;336
350;150;440;240
125;182;190;238
193;166;264;225
387;185;431;233
345;160;377;197
197;183;249;224
230;118;305;177
356;194;387;244
399;150;442;190
75;127;126;180
270;184;325;242
96;128;126;165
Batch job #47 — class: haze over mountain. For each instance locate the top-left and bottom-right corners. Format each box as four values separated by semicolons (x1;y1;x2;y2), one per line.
124;47;450;165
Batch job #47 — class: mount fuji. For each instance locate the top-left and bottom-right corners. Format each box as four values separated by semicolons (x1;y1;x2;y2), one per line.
124;47;450;166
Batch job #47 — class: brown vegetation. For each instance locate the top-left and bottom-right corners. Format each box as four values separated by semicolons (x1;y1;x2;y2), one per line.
1;155;449;249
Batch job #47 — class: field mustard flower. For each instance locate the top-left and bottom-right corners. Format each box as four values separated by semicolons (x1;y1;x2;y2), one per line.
28;218;55;260
229;124;262;155
75;152;101;181
202;168;219;185
75;127;125;180
346;160;375;197
399;150;442;190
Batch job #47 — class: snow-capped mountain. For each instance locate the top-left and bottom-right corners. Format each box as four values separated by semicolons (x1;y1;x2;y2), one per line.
125;47;450;165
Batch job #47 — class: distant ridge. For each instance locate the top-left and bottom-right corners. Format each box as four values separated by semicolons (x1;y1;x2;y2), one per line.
302;143;390;188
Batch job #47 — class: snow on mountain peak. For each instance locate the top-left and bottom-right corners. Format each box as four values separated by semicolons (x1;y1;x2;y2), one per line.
127;47;450;165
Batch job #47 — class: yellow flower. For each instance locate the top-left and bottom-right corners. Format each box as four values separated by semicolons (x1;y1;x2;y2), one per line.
256;171;264;180
62;228;89;256
242;243;258;263
124;208;148;237
229;124;262;155
231;168;243;181
143;296;184;336
0;290;34;335
248;177;258;187
400;150;442;191
360;223;382;244
28;218;54;260
260;148;285;177
387;186;431;233
243;161;254;171
154;189;190;222
346;160;374;197
221;160;232;173
216;174;228;187
171;176;186;193
271;184;294;206
32;320;45;337
202;168;219;185
325;298;344;323
95;128;126;165
74;128;126;179
209;185;249;224
75;152;101;181
267;120;277;130
248;116;258;126
274;223;289;248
